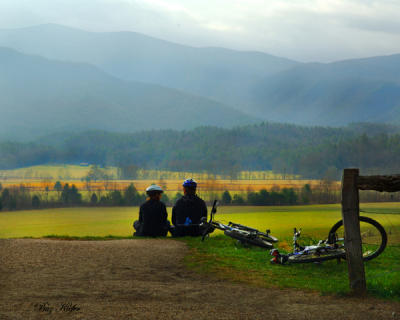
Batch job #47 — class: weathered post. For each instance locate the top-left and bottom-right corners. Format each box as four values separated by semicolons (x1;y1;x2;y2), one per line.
341;168;366;295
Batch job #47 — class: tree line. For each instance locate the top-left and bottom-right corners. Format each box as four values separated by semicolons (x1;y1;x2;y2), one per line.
1;122;400;179
1;181;397;212
0;182;147;211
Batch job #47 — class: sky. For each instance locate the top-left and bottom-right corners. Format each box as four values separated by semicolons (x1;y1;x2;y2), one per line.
1;0;400;62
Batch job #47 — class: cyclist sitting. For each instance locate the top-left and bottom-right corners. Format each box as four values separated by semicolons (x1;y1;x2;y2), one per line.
170;179;207;237
133;184;170;237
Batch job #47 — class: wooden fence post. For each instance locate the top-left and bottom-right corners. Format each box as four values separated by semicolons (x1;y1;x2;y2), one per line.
341;168;366;295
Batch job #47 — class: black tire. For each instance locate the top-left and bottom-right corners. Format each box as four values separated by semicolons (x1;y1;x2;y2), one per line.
328;216;387;261
262;234;279;243
287;248;346;264
201;224;214;241
228;222;279;243
224;230;273;249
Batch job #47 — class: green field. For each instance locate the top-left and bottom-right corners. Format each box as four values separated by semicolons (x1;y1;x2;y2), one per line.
1;203;400;240
1;203;399;299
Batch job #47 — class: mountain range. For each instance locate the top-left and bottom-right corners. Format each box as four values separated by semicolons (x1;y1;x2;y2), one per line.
250;55;400;125
0;47;254;140
0;24;399;139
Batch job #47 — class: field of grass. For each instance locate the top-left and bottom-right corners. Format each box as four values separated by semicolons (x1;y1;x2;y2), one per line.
1;203;400;240
1;203;399;299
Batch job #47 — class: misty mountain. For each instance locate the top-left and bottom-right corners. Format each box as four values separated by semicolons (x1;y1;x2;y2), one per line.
0;24;299;109
0;47;255;140
1;24;400;127
250;54;400;125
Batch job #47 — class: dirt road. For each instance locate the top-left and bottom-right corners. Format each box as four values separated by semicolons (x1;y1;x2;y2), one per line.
0;239;399;319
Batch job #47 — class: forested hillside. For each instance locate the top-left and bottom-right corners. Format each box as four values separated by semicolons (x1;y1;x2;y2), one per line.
1;122;399;179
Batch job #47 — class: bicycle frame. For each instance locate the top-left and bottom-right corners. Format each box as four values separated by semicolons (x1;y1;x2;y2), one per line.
271;228;344;264
201;200;278;244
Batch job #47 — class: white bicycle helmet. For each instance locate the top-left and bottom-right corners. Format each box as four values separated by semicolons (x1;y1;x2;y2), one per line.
146;184;163;193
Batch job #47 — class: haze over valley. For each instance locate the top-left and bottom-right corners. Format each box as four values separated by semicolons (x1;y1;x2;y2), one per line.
0;24;400;140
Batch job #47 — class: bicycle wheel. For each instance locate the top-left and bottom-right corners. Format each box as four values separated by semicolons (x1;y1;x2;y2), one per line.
287;248;346;264
328;216;387;261
262;234;279;243
224;230;273;249
228;222;279;243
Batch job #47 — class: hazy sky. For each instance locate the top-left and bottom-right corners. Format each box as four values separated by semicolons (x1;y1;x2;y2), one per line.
1;0;400;62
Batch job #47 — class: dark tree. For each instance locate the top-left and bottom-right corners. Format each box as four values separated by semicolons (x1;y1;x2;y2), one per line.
110;190;124;206
90;193;98;205
124;183;139;205
300;184;312;204
54;181;62;192
232;194;245;205
69;185;82;204
61;184;82;205
1;188;10;209
221;190;232;204
61;183;70;204
32;195;41;208
54;181;62;200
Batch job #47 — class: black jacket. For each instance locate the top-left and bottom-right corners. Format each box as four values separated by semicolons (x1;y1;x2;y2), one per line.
172;194;207;226
138;199;168;236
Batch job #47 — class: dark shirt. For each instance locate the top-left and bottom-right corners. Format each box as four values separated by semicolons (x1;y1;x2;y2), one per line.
139;199;168;236
172;194;207;226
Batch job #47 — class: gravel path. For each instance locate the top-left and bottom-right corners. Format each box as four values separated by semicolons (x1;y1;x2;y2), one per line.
0;239;399;320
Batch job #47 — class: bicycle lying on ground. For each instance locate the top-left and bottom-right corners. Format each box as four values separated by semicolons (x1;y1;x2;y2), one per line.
270;216;387;264
201;200;278;249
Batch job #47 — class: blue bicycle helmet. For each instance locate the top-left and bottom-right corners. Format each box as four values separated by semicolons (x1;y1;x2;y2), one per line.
183;179;197;188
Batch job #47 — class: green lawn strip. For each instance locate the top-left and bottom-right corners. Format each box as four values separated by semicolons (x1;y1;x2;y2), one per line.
183;235;400;300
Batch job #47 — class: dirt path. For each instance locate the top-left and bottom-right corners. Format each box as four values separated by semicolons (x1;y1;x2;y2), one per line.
0;239;399;320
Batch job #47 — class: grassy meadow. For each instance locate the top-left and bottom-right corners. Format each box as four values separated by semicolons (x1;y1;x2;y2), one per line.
1;203;399;299
1;203;399;240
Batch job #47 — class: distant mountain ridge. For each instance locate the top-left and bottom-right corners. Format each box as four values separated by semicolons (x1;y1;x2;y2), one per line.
250;54;400;125
0;24;299;108
0;47;256;140
0;24;400;129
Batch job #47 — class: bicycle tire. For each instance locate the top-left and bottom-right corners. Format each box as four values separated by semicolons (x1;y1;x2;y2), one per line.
228;222;279;243
328;216;387;261
287;249;346;264
224;230;273;249
262;234;279;243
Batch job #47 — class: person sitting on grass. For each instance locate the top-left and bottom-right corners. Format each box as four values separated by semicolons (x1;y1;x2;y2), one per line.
170;179;207;237
133;184;170;237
